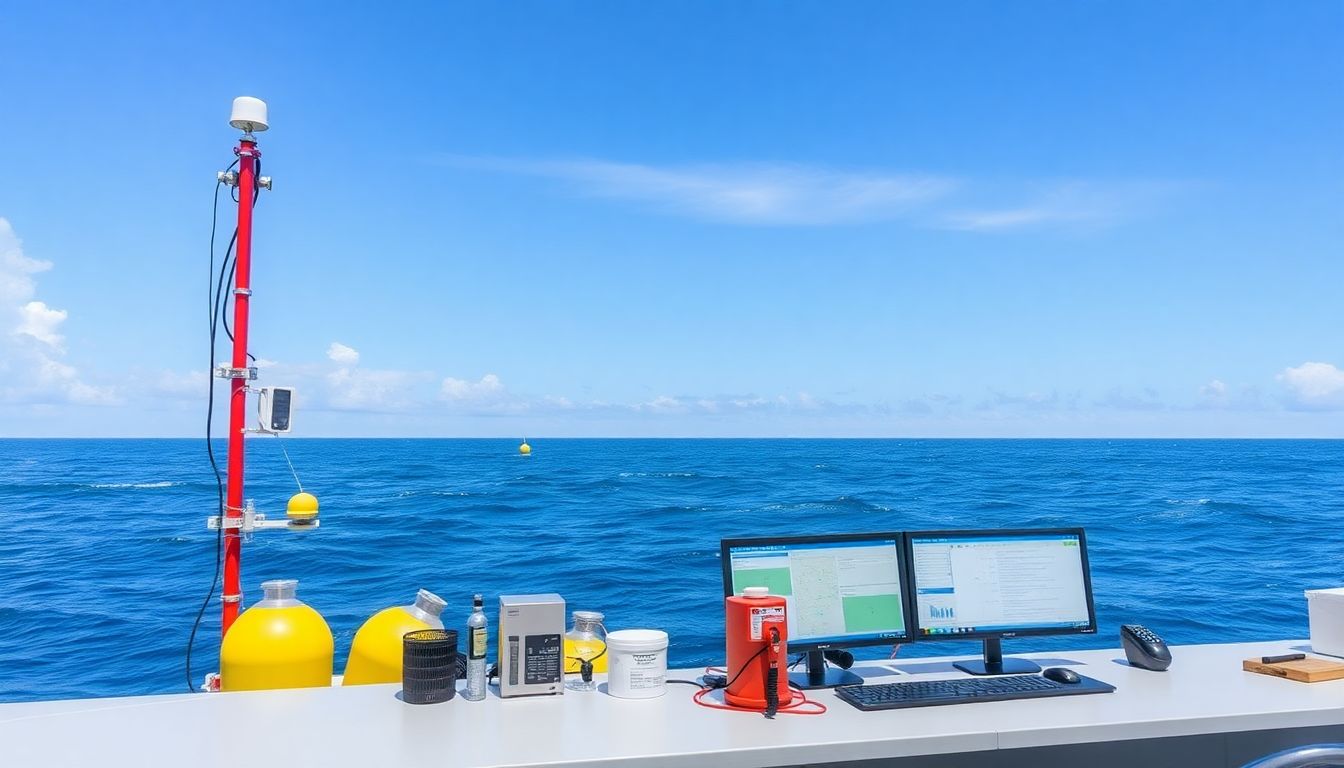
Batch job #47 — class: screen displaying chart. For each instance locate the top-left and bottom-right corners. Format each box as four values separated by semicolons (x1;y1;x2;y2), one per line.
910;532;1092;636
727;537;907;645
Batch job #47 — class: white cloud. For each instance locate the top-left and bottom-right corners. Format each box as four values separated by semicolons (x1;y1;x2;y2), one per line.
326;342;360;366
441;373;504;401
444;156;955;225
1200;379;1228;398
0;218;115;405
1278;362;1344;409
16;300;67;349
0;220;51;306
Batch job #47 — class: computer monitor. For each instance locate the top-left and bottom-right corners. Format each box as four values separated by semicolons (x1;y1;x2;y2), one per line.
906;528;1097;675
721;532;912;688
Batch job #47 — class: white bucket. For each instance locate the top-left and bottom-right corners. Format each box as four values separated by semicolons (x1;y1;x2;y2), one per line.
1305;588;1344;657
606;629;668;699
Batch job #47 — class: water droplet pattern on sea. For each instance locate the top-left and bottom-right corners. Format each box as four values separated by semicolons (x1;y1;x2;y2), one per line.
1;438;1341;702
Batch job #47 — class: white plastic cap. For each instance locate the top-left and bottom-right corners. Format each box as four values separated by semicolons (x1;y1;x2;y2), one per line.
230;96;269;132
261;579;297;601
413;589;446;618
743;587;770;598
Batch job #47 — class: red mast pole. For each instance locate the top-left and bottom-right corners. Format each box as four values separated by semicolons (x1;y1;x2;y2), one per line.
221;135;260;636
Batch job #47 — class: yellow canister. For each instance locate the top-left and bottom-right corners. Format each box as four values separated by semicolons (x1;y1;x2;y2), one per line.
220;579;333;692
342;589;447;685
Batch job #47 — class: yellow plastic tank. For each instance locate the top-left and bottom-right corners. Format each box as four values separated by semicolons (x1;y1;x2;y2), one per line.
342;589;447;686
220;579;333;692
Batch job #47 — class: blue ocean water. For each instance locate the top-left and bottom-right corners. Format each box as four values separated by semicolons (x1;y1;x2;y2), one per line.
1;438;1341;704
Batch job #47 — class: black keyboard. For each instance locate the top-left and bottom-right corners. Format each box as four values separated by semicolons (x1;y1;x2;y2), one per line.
836;673;1112;711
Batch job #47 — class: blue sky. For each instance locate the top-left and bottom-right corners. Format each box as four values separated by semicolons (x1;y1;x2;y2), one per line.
1;1;1341;437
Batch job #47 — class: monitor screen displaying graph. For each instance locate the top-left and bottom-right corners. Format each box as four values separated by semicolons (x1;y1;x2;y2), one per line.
723;534;909;648
909;531;1094;637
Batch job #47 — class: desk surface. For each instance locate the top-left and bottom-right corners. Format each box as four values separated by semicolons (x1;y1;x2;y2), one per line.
2;639;1341;767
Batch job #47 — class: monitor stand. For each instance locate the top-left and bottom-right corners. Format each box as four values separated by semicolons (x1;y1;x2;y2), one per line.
954;638;1042;676
789;650;864;689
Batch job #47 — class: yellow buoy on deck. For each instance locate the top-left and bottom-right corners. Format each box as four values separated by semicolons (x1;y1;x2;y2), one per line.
220;579;333;692
343;589;447;686
519;439;531;455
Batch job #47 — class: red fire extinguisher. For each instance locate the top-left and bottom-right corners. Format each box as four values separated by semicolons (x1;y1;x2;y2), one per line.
725;586;795;715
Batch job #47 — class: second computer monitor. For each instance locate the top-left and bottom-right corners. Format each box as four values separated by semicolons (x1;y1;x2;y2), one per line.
907;528;1097;675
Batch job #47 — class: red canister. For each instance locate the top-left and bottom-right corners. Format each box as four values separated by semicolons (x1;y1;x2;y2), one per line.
724;587;795;709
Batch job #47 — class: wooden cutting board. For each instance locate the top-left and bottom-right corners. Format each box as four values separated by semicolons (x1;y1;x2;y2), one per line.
1242;656;1344;682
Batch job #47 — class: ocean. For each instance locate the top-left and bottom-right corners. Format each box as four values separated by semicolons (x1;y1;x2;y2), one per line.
1;438;1340;703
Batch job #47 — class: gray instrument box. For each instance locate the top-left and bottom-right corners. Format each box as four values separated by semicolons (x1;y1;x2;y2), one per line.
498;593;566;697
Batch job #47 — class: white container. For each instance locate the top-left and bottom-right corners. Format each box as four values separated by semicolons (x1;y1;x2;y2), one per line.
606;629;668;699
1306;588;1344;657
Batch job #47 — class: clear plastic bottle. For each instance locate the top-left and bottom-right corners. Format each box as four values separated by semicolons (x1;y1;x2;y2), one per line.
564;610;607;691
465;594;488;700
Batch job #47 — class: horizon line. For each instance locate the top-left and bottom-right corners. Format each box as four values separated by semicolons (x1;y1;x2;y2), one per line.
1;436;1339;441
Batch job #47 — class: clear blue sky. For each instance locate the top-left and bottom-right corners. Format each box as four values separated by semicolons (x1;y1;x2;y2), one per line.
1;1;1341;437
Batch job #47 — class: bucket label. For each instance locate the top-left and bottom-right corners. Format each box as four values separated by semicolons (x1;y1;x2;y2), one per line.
619;652;665;689
750;606;786;641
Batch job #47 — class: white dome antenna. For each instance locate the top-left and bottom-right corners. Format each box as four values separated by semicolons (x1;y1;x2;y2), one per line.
229;96;269;133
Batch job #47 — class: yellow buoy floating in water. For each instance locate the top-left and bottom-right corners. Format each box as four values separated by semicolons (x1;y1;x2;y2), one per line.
519;439;531;455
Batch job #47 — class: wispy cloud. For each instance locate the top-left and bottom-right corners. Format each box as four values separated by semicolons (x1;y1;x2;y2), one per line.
976;389;1080;412
941;181;1184;232
438;155;1180;230
443;156;955;225
1095;387;1165;412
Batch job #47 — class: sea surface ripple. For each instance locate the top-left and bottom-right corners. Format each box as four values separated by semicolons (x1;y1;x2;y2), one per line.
1;438;1341;703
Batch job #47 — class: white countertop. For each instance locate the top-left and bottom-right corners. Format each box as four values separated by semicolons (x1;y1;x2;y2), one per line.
2;639;1341;767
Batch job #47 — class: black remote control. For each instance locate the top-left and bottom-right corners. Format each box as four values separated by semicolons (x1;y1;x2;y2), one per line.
1121;624;1172;671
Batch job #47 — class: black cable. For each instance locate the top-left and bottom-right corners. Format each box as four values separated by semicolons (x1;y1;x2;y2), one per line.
207;159;237;334
764;627;781;718
567;632;608;685
220;166;260;364
724;645;768;690
765;664;780;718
216;228;237;334
185;170;234;692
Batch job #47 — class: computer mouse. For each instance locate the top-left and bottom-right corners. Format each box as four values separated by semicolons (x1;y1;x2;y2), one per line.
1042;667;1081;684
